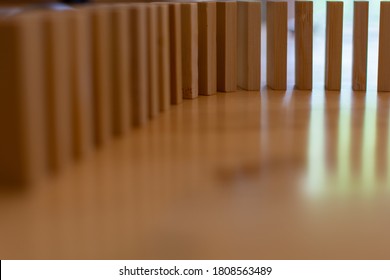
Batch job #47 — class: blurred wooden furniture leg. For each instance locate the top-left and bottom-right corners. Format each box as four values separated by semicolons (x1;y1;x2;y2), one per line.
128;4;148;126
266;1;287;90
217;1;237;92
90;7;112;145
0;13;47;185
352;1;368;92
198;1;216;96
181;3;198;99
295;1;313;90
378;2;390;92
237;1;261;91
168;3;183;104
155;3;171;112
43;11;72;171
147;4;159;118
69;9;93;159
111;6;131;135
325;1;343;91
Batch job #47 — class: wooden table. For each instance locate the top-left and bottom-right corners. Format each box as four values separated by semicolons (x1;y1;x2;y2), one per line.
1;18;390;260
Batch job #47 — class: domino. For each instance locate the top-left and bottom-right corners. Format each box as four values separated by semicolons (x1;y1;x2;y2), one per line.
154;3;171;112
128;4;148;126
168;3;183;104
110;5;131;135
146;4;159;118
69;9;94;159
198;1;217;96
267;1;287;90
325;1;343;91
378;2;390;92
181;2;198;99
237;1;261;91
90;6;113;145
0;12;47;185
295;1;313;90
352;1;368;91
217;1;237;92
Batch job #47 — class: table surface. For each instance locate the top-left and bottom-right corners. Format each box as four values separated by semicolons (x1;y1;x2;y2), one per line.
1;19;390;259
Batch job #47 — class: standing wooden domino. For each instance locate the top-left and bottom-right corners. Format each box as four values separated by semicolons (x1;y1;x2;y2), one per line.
181;2;198;99
198;1;216;96
69;9;93;159
110;5;131;135
90;7;112;145
237;1;261;91
352;1;368;91
43;11;72;171
378;1;390;92
217;1;237;92
168;3;183;104
128;4;148;126
147;4;159;118
325;1;343;91
0;12;47;185
295;1;313;91
267;1;287;90
154;3;171;112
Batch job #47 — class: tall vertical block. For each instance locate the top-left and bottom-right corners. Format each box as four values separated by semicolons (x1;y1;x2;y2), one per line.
378;2;390;92
111;6;131;135
0;13;47;185
90;7;112;145
237;1;261;91
198;1;216;96
352;1;368;91
147;5;159;118
69;9;93;159
267;1;287;90
325;1;343;91
217;1;237;92
181;3;198;99
43;11;72;171
295;1;313;90
168;3;183;104
128;5;148;126
155;4;171;112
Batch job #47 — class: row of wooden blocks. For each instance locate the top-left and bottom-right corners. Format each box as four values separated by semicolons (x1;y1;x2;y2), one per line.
2;0;390;186
270;0;390;92
0;1;262;186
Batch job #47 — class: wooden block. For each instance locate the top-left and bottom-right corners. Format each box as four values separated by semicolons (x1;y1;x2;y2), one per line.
325;1;343;91
198;1;216;96
155;3;171;112
0;13;47;185
147;5;159;118
352;1;368;91
69;9;93;159
181;3;198;99
266;1;287;90
378;2;390;92
90;7;112;145
168;3;183;104
237;1;261;91
42;11;72;171
217;1;237;92
128;5;148;126
111;6;131;134
295;1;313;90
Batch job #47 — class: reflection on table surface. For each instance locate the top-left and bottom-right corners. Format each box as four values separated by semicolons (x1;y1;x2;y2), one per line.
1;88;390;259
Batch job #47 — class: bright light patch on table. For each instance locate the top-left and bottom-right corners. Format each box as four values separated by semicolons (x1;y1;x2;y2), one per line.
337;90;352;190
305;91;326;196
362;92;377;191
